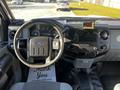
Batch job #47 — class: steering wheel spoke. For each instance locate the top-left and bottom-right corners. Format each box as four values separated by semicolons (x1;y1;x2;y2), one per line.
45;56;51;64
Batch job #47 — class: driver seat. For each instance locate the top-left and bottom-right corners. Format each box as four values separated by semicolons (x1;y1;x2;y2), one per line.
10;80;73;90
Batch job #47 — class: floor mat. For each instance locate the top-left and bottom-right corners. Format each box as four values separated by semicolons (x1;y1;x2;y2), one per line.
99;62;120;90
69;68;103;90
27;65;56;82
101;76;120;90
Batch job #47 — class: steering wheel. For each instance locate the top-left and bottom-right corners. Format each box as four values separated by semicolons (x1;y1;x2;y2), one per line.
13;19;64;68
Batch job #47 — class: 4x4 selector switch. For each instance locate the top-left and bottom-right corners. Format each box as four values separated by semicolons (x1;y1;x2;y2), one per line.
100;45;107;50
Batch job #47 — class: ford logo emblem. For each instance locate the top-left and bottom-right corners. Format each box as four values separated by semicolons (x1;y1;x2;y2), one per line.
36;42;44;46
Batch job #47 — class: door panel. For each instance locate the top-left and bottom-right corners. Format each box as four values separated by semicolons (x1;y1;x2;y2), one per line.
0;1;22;90
0;45;22;90
0;15;9;48
0;16;4;43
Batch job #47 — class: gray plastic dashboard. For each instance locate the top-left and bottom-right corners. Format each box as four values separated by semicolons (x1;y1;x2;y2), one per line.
8;18;120;64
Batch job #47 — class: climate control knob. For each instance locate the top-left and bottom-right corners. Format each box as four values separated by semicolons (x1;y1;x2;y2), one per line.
100;30;109;40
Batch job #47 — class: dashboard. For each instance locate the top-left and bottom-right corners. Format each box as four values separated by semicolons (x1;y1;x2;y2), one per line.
7;17;120;67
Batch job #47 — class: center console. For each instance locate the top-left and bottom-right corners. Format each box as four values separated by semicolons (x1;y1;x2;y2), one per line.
65;21;110;58
70;25;111;68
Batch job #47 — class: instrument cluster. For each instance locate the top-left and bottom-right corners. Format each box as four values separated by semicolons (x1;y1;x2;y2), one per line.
29;24;56;37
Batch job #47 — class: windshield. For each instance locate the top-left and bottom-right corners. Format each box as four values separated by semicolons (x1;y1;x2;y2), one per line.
6;0;120;20
57;1;68;3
